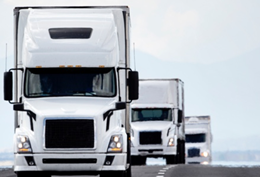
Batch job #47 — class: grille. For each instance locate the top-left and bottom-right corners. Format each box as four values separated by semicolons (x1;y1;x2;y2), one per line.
45;119;94;148
188;148;200;157
139;131;161;145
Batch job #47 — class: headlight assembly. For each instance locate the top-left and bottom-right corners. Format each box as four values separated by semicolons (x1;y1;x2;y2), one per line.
201;151;209;157
167;137;175;147
107;135;123;153
17;135;32;153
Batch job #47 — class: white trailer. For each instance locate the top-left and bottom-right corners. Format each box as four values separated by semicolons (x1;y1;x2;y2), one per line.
130;79;185;165
3;6;139;177
185;116;212;164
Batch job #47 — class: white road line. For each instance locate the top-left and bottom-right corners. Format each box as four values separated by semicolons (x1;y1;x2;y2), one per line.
156;176;164;177
158;172;165;175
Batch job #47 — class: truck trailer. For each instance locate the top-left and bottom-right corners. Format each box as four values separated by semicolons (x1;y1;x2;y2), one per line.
130;79;185;165
185;116;212;164
3;6;139;177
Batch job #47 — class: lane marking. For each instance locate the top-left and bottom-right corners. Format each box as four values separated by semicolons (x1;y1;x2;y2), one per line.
156;165;177;177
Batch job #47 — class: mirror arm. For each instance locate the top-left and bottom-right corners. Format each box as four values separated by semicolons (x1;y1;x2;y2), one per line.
13;104;36;121
9;67;24;72
103;102;126;121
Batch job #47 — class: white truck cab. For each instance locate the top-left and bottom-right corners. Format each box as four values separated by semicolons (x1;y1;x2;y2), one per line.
185;116;212;164
130;79;185;165
3;6;139;177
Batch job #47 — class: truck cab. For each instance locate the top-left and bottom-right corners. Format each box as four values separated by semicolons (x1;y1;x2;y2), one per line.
130;79;185;165
3;6;138;177
185;116;212;164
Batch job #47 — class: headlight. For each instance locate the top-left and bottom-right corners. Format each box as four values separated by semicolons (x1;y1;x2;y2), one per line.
167;137;175;147
107;135;123;153
17;135;32;153
201;151;209;157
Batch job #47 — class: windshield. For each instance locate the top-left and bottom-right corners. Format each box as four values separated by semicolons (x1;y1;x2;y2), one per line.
25;68;116;97
131;108;172;122
186;133;206;143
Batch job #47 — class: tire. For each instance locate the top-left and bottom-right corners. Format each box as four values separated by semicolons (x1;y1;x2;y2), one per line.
131;156;146;165
181;140;186;164
177;139;185;164
100;171;126;177
176;139;180;164
166;155;177;165
126;164;132;177
178;140;185;164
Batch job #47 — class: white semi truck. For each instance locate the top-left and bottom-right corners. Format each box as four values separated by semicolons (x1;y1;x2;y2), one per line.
3;6;139;177
130;79;185;165
185;116;212;164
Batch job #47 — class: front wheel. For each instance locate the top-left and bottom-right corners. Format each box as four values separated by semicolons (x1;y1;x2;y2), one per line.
176;139;185;164
165;155;177;164
131;156;146;165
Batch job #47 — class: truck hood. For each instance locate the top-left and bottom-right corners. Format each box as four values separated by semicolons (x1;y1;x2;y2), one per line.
131;121;173;132
24;97;116;117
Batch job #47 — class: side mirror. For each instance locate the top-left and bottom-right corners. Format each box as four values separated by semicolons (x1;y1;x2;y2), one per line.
178;110;183;123
128;71;139;100
4;72;13;101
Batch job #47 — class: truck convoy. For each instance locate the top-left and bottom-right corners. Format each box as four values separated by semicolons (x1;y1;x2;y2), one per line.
185;116;212;164
130;79;185;165
3;6;139;177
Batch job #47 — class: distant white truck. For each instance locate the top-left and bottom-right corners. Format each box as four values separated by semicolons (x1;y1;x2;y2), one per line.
130;79;186;165
3;6;139;177
185;116;212;164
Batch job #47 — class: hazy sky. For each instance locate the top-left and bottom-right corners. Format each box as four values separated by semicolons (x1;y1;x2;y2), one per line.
0;0;260;152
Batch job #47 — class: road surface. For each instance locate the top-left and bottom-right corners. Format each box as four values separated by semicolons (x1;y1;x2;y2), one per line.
1;164;260;177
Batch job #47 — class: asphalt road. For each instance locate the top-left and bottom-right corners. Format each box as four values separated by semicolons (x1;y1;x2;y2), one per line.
1;164;260;177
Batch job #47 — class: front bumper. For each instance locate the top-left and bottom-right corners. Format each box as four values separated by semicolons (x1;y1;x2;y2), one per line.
131;145;177;157
186;156;211;164
14;153;127;173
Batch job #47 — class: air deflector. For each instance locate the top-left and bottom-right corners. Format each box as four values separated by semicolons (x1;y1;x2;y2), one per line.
49;28;93;39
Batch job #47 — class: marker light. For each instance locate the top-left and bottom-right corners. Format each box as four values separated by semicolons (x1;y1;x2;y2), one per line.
17;135;32;153
107;135;123;153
